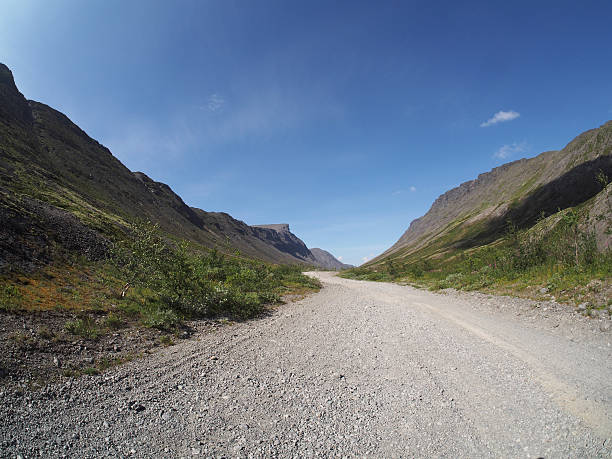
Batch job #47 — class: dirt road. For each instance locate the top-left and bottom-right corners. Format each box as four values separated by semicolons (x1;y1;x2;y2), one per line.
1;272;610;457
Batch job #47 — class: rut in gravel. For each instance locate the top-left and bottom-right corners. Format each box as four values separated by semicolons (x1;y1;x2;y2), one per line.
1;271;610;458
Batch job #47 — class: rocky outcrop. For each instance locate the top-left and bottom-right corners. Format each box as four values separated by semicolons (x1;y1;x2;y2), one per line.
251;224;313;260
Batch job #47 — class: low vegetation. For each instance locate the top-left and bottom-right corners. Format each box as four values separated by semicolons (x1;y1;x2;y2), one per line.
1;221;320;335
111;221;320;325
342;208;611;311
0;220;320;382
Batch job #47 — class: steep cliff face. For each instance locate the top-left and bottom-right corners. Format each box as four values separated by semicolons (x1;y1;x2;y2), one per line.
371;121;612;265
251;224;313;261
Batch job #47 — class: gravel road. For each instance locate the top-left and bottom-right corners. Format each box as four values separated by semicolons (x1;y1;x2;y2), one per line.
1;272;611;457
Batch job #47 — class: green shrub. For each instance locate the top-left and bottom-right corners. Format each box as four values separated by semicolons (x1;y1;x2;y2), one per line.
103;312;125;330
141;305;180;329
65;317;101;339
0;284;22;311
111;222;317;321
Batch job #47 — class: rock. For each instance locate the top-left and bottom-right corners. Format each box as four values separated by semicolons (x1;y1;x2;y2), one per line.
600;321;611;332
129;402;145;412
53;356;61;368
539;287;548;294
577;303;588;311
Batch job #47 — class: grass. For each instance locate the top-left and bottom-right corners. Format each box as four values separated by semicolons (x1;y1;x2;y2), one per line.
342;209;612;310
1;222;321;339
64;317;101;339
0;284;23;311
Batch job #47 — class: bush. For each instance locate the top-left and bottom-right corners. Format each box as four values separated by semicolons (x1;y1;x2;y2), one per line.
0;284;22;311
141;305;180;329
112;221;317;321
65;317;101;339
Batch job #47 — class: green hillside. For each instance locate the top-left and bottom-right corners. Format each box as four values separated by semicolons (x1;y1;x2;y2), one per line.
343;122;612;310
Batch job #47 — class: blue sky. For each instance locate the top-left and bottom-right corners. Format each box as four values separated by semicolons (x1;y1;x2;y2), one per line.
2;0;611;265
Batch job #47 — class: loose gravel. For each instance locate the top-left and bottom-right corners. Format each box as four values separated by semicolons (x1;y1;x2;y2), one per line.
1;272;610;457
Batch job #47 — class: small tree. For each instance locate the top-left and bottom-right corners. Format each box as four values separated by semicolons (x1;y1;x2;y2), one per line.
112;221;168;297
562;209;580;267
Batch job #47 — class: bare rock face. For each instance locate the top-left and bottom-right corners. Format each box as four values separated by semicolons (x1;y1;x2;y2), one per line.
250;225;352;269
251;224;313;261
0;63;33;127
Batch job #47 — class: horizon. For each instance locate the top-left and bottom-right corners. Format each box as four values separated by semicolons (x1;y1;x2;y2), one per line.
2;1;612;265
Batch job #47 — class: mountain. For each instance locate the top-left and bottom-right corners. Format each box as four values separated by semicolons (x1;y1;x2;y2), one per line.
369;121;612;266
251;224;314;262
309;248;353;270
0;63;335;271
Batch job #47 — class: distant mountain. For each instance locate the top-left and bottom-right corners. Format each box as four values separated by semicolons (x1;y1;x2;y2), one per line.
369;120;612;267
251;224;314;261
251;225;351;269
309;248;353;270
0;63;338;271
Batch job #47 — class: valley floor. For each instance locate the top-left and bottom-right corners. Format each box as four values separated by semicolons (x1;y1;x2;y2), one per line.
1;272;611;457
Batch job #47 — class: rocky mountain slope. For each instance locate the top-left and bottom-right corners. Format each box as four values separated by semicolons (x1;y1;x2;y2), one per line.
309;248;353;270
369;120;612;266
0;63;337;270
250;225;351;269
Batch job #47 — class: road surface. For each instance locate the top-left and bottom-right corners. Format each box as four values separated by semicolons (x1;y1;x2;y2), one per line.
1;271;610;457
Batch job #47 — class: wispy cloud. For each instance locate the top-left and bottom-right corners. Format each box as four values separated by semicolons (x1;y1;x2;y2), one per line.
201;88;342;145
392;186;416;195
207;93;225;112
104;119;197;170
480;110;520;127
493;141;528;159
105;85;342;172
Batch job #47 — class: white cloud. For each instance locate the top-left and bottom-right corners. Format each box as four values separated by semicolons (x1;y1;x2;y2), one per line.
392;186;416;195
207;94;225;112
480;110;520;127
493;141;528;159
361;253;375;264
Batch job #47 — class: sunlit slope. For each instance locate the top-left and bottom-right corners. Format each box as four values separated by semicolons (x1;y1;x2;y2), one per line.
370;121;612;267
0;63;319;268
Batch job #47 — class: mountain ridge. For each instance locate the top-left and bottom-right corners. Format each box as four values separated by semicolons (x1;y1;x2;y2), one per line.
369;120;612;266
0;63;343;271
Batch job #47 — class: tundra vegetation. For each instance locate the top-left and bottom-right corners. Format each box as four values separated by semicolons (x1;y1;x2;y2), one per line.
1;221;320;333
342;197;612;312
